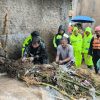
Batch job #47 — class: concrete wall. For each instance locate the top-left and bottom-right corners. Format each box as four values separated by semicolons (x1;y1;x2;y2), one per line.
0;0;70;62
72;0;100;26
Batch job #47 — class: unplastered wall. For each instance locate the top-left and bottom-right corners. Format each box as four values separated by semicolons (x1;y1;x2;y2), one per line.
80;0;100;26
0;0;69;62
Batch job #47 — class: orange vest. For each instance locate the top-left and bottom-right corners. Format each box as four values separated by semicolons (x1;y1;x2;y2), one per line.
92;38;100;50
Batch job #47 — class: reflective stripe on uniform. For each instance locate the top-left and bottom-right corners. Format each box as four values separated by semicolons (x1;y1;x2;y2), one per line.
22;35;32;56
53;34;62;48
93;38;100;49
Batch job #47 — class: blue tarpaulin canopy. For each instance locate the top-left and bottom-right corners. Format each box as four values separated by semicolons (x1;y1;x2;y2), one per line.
71;15;95;23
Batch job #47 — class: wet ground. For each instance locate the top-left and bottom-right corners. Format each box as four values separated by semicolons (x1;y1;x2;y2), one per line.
0;75;40;100
0;75;67;100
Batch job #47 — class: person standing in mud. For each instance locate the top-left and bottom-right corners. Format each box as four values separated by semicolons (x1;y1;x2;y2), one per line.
88;26;100;74
82;27;93;69
70;27;83;68
22;37;48;64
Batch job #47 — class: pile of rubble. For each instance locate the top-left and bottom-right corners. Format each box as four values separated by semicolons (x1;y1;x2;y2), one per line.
0;57;100;100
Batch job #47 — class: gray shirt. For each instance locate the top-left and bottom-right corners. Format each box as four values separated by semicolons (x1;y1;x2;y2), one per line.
57;44;74;61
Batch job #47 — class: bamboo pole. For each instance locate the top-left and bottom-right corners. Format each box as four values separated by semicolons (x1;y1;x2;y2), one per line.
39;82;75;100
22;76;75;100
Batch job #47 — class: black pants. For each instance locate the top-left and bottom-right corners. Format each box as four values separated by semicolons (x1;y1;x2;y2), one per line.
33;58;48;64
93;56;100;74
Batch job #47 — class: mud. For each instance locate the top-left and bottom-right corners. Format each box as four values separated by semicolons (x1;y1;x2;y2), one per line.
0;75;68;100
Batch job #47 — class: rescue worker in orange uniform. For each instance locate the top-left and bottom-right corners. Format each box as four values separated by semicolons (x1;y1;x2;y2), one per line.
89;26;100;74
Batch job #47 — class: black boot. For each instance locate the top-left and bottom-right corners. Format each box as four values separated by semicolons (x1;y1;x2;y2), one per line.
87;65;93;70
95;66;99;74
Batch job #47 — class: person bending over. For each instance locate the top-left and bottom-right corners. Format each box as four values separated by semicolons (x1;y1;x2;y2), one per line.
22;37;48;64
56;38;74;66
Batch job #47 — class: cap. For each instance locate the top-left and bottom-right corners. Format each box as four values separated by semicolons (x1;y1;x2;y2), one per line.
31;31;40;37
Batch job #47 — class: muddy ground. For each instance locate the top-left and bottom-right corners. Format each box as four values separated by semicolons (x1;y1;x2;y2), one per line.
0;75;56;100
0;75;69;100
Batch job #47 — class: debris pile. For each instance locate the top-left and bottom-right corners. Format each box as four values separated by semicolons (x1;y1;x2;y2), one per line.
0;58;100;99
0;57;6;73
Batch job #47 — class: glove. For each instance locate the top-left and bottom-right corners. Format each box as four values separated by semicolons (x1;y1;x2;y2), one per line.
30;57;34;62
59;60;63;64
22;57;27;62
35;55;39;59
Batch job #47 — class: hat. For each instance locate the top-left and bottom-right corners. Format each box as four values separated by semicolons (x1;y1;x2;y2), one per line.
95;26;100;31
73;27;78;32
31;31;40;37
85;27;92;33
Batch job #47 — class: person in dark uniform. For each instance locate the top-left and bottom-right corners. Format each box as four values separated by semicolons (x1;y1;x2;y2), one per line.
53;25;70;49
22;37;48;64
88;26;100;74
22;31;45;57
